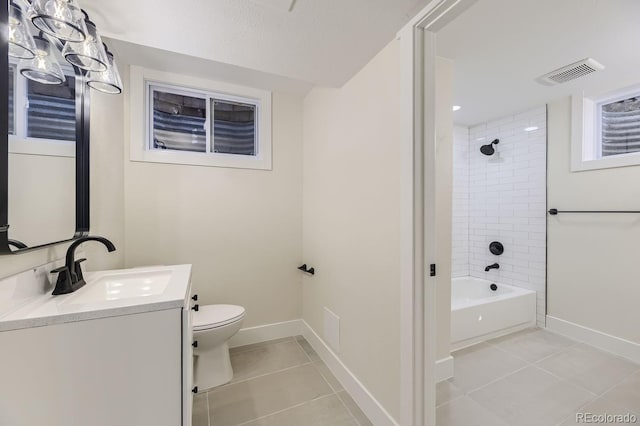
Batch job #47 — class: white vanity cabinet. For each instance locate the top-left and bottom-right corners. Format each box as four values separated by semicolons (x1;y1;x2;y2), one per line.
0;264;194;426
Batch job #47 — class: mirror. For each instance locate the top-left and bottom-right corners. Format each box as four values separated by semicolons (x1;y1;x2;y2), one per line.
0;1;90;254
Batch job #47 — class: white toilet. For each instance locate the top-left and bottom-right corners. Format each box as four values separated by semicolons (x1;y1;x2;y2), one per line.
192;304;246;391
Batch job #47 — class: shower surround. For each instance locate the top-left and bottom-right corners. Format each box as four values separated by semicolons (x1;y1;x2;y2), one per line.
452;106;547;327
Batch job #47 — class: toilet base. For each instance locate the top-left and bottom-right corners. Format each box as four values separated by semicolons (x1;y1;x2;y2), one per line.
194;341;234;391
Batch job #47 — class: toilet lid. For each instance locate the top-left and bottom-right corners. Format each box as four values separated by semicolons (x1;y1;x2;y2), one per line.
193;304;245;331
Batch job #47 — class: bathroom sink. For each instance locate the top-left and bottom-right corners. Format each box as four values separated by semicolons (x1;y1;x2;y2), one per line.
62;269;173;305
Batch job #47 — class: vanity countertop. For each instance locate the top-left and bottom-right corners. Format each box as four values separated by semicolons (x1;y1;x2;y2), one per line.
0;264;192;332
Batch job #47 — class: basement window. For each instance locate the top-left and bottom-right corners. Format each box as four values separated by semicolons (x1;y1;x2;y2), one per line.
572;85;640;171
130;67;272;170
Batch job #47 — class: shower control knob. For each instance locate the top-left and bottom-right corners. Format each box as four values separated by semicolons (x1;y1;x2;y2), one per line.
192;294;198;301
489;241;504;255
192;386;198;394
192;304;199;312
192;341;198;348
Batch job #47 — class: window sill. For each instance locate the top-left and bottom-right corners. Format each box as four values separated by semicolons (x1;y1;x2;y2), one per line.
130;149;272;170
572;152;640;172
8;136;75;158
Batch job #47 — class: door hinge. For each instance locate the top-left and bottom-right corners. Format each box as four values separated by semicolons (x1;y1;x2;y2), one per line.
430;264;436;277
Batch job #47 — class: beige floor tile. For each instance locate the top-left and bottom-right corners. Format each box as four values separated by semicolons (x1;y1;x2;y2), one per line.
230;337;295;354
230;340;311;382
193;392;210;426
208;364;333;426
561;370;640;424
296;337;321;362
337;391;373;426
537;343;640;395
436;396;509;426
602;370;640;411
242;395;358;426
436;380;463;407
314;361;344;392
488;328;576;363
469;366;595;426
450;342;528;392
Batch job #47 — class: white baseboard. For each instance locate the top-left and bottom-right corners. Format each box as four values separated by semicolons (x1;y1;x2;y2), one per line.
436;356;454;382
229;319;303;348
302;320;399;426
546;315;640;364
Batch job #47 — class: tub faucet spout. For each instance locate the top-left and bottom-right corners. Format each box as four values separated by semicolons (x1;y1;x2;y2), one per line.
485;263;500;272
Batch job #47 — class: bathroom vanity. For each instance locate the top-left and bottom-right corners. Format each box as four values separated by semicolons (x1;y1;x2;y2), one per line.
0;263;194;426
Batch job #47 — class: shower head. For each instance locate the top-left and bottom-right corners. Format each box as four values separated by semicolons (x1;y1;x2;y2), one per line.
480;139;499;156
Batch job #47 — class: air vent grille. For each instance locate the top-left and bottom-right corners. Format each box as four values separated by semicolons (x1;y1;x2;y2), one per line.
536;58;604;86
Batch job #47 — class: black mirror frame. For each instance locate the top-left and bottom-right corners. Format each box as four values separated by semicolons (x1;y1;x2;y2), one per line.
0;0;90;255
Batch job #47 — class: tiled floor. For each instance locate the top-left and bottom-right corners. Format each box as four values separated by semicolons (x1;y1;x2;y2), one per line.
193;336;373;426
437;328;640;426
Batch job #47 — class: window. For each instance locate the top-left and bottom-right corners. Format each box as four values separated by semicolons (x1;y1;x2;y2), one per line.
8;63;76;157
599;96;640;157
151;87;207;153
130;66;272;170
26;75;76;141
148;83;260;158
212;99;256;155
571;85;640;171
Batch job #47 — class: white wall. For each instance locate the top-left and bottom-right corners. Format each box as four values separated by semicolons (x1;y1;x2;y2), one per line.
547;96;640;344
452;107;547;327
435;58;454;361
452;126;469;278
302;40;401;420
123;64;304;328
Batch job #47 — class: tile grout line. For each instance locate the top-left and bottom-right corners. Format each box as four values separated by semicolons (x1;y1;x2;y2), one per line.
464;363;532;395
229;337;296;355
235;393;337;426
557;363;640;424
211;361;314;392
295;338;363;426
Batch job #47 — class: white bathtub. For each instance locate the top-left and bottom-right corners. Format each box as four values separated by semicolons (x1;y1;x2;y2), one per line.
451;277;536;350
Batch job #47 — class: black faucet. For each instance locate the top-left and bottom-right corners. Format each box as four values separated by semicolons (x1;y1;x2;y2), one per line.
50;236;116;295
485;263;500;272
8;239;28;250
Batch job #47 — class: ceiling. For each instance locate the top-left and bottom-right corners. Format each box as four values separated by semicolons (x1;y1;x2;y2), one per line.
437;0;640;126
81;0;429;88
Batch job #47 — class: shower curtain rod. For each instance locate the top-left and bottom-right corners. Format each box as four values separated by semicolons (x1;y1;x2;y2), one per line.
548;209;640;215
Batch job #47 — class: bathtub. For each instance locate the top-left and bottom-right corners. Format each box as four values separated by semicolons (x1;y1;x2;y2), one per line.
451;277;536;350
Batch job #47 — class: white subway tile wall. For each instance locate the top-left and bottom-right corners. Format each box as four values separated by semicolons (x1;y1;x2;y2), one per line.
452;106;547;327
452;126;470;278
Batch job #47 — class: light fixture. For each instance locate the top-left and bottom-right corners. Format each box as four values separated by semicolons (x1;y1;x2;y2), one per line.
63;16;108;72
86;46;123;95
29;0;88;42
524;126;539;132
19;34;65;85
9;1;37;59
452;105;462;111
11;1;122;96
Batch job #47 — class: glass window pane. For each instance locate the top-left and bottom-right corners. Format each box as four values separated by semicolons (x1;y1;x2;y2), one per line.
26;75;76;141
152;89;206;152
8;66;14;135
601;96;640;157
212;99;256;156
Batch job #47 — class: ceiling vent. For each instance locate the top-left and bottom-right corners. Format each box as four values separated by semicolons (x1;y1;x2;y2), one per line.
536;58;605;86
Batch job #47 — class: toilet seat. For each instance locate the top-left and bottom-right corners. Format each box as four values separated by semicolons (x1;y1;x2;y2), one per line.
193;304;246;331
